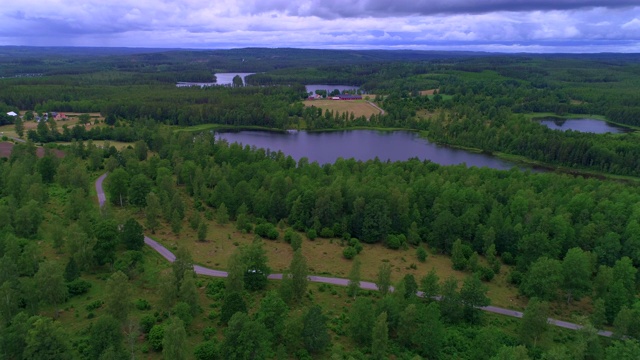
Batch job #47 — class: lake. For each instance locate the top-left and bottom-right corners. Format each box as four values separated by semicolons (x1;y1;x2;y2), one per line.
537;118;631;134
215;73;255;86
215;130;525;170
306;85;360;95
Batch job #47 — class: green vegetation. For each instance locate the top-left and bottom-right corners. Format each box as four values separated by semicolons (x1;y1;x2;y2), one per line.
1;48;640;359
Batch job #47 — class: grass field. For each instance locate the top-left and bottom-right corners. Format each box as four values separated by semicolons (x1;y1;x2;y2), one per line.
54;140;135;150
0;112;104;139
304;99;382;118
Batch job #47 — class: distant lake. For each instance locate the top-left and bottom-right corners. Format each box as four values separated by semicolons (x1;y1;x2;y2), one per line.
537;118;631;134
215;73;255;86
306;85;360;95
215;129;527;171
176;72;255;87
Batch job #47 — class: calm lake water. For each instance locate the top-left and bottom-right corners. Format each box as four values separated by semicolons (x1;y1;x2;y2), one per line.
215;73;255;86
305;85;360;95
215;130;524;170
538;118;631;134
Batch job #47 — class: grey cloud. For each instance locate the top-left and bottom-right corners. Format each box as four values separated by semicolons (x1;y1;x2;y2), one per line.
242;0;639;18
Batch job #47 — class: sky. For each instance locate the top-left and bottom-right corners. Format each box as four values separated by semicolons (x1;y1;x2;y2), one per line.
1;0;639;53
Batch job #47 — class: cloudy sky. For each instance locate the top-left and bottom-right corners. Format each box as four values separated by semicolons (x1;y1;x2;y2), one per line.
1;0;639;52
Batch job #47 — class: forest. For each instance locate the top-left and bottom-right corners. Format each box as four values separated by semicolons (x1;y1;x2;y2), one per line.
0;47;639;359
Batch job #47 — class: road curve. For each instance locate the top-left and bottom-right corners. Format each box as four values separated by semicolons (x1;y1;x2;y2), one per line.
95;173;612;337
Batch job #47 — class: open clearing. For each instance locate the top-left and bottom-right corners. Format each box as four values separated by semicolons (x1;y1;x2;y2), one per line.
0;113;104;139
0;141;65;158
304;99;381;118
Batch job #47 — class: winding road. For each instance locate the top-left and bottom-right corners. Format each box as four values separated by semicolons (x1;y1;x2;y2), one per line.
95;173;612;337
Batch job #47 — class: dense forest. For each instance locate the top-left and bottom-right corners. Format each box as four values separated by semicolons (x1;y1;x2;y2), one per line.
0;47;639;359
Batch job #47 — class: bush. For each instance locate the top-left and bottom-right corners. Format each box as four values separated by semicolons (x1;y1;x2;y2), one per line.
502;252;515;265
416;247;428;262
194;340;218;360
284;228;295;243
343;246;357;260
386;235;403;250
255;223;278;240
349;238;363;254
140;314;157;334
477;266;495;282
135;298;151;310
507;270;523;285
307;229;317;240
85;300;104;311
203;327;217;340
320;227;334;238
173;301;193;326
206;279;226;299
67;279;92;296
291;232;302;251
148;325;165;351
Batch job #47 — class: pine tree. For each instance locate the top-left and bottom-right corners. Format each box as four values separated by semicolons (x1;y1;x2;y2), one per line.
145;192;161;233
376;262;392;296
217;203;230;225
63;257;79;282
302;305;330;354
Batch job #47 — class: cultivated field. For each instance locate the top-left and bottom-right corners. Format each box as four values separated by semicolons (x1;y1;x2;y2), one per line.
304;99;382;118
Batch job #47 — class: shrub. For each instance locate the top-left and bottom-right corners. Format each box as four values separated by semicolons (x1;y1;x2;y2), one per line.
508;270;523;285
307;229;317;240
320;227;334;238
135;298;151;311
203;327;216;340
255;223;278;240
502;252;515;265
85;300;104;311
194;340;218;360
386;235;403;250
206;279;226;299
416;247;428;262
349;238;363;254
477;266;495;282
67;279;92;296
343;246;357;260
140;314;157;334
148;325;165;351
284;228;295;243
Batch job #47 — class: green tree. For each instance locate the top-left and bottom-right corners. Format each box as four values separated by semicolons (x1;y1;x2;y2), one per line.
197;221;208;242
220;292;247;325
78;113;91;124
106;168;130;207
349;297;375;347
376;262;392;296
460;273;490;323
34;261;67;318
221;312;271;360
14;116;24;138
562;247;592;304
145;192;161;233
440;276;462;324
121;218;144;251
402;274;418;300
490;345;530;360
63;257;80;282
171;209;182;235
163;318;188;360
23;317;72;360
413;302;444;359
347;258;362;298
226;250;245;295
416;246;428;262
179;273;199;317
520;298;549;347
420;268;440;302
105;270;131;323
281;249;308;304
520;257;562;301
128;174;151;208
194;340;219;360
255;291;288;343
243;238;271;291
232;75;243;88
87;315;125;359
173;246;194;291
371;312;389;360
451;239;468;270
93;219;120;266
605;340;640;360
302;305;331;354
217;203;230;225
361;199;391;243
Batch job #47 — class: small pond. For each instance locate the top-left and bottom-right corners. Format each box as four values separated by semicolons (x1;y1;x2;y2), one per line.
215;129;531;171
537;118;631;134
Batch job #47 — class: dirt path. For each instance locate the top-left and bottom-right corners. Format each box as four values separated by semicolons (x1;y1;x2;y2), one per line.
367;101;385;115
95;172;612;337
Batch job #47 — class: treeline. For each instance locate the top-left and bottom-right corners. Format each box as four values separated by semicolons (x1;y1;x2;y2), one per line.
100;131;640;326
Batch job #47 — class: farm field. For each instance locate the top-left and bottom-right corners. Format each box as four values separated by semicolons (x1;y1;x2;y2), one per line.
304;99;382;118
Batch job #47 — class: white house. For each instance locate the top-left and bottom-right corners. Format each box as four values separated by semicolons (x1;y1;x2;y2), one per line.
6;111;17;117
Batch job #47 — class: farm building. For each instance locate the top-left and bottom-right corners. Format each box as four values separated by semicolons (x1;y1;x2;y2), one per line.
332;94;362;100
6;111;17;117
